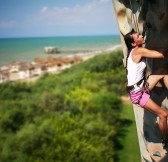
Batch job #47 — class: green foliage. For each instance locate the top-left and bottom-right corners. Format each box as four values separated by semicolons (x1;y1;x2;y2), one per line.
0;82;32;100
65;87;93;112
116;103;141;162
0;51;134;162
81;51;123;73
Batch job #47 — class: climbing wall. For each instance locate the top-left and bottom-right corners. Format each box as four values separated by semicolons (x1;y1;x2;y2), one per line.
112;0;168;161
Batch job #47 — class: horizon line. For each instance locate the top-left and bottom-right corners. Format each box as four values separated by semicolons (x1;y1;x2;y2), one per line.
0;34;120;39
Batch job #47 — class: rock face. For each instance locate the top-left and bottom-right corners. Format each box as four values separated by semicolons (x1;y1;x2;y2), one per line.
112;0;168;161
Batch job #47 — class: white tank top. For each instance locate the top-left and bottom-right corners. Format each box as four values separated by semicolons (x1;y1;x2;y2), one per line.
127;49;146;86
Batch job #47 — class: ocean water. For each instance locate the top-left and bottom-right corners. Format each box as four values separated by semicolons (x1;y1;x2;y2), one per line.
0;35;121;67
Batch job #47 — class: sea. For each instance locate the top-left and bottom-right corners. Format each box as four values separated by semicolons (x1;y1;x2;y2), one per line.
0;35;121;67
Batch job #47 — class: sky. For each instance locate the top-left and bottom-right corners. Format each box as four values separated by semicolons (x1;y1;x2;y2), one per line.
0;0;119;38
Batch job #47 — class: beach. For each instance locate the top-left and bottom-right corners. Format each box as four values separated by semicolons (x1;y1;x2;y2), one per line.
0;44;122;83
0;35;121;66
0;35;122;83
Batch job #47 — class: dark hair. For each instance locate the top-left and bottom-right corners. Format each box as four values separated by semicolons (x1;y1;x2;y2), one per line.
124;29;135;51
124;29;136;74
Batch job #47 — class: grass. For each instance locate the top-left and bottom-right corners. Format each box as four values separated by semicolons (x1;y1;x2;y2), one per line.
117;101;141;162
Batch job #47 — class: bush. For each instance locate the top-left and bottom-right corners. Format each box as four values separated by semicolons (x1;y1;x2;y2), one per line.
0;50;129;162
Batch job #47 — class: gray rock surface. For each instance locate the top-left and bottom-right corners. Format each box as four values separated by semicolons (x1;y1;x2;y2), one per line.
112;0;168;161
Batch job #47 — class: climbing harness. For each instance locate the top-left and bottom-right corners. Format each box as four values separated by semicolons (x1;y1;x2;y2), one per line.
127;78;149;105
127;78;145;92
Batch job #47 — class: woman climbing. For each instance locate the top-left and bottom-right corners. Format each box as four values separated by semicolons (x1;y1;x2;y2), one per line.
124;29;168;148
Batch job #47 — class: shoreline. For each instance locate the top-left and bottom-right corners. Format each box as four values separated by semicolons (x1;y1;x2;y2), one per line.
76;44;122;61
0;44;122;83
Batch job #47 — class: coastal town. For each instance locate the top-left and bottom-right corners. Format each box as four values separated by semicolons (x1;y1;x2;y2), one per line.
0;55;84;83
0;44;122;84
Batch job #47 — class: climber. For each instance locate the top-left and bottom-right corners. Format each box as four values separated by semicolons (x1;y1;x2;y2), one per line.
124;29;168;148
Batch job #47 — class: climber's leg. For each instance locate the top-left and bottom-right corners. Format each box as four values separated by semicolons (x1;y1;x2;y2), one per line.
163;75;168;89
147;75;164;91
143;98;168;140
